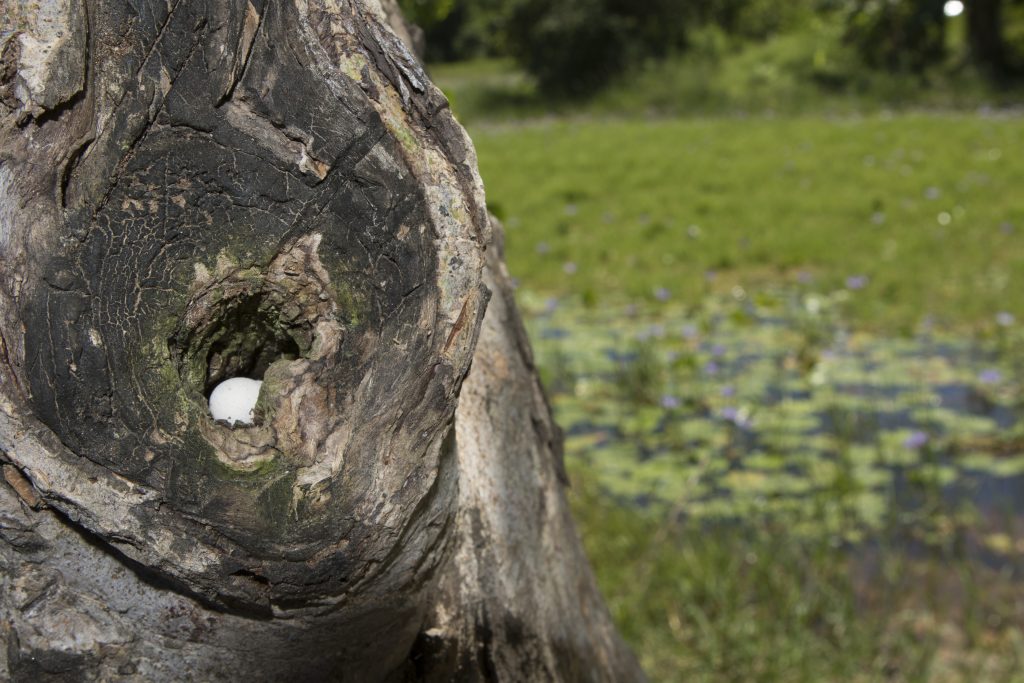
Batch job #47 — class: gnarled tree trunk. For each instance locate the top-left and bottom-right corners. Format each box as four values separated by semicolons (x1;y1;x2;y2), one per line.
0;0;643;680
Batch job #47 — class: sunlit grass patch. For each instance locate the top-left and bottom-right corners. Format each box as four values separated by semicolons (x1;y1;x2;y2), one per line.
474;114;1024;332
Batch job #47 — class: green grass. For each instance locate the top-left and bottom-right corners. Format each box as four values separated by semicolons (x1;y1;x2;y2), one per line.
570;470;1024;683
470;114;1024;332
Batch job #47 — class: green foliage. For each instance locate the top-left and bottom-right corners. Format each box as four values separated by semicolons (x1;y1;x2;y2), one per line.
431;29;1024;126
419;0;824;70
613;341;664;406
398;0;456;28
505;0;694;96
420;0;1024;94
843;0;948;73
417;0;519;62
694;0;822;41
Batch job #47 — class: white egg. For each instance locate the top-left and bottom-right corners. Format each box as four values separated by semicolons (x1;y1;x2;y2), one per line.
208;377;263;426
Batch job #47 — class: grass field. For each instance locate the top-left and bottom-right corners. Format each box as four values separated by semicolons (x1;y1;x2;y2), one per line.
469;114;1024;333
432;56;1024;682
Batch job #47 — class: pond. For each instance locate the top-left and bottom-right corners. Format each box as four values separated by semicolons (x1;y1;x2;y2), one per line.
522;286;1024;564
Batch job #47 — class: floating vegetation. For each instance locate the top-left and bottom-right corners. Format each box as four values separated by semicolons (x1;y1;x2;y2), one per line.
523;287;1024;556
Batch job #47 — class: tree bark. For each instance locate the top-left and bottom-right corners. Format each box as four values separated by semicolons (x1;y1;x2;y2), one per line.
966;0;1010;77
0;0;643;680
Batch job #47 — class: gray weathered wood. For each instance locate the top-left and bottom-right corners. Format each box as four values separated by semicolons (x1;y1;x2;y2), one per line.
0;0;644;679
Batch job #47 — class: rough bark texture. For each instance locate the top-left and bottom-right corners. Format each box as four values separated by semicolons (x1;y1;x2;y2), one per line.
413;219;644;682
0;0;643;680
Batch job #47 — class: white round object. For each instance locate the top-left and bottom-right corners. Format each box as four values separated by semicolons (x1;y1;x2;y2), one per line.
943;0;963;17
208;377;263;426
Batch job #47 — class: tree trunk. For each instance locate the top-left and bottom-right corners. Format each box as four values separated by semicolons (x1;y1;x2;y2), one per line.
0;1;643;680
966;0;1010;77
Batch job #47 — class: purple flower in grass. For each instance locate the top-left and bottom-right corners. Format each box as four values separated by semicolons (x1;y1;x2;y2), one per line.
845;274;869;291
996;311;1015;327
703;361;720;376
660;395;681;410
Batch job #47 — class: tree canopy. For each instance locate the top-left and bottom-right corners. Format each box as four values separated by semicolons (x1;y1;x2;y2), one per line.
403;0;1024;96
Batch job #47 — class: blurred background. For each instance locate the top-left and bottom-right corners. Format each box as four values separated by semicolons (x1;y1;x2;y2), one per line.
402;1;1024;680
